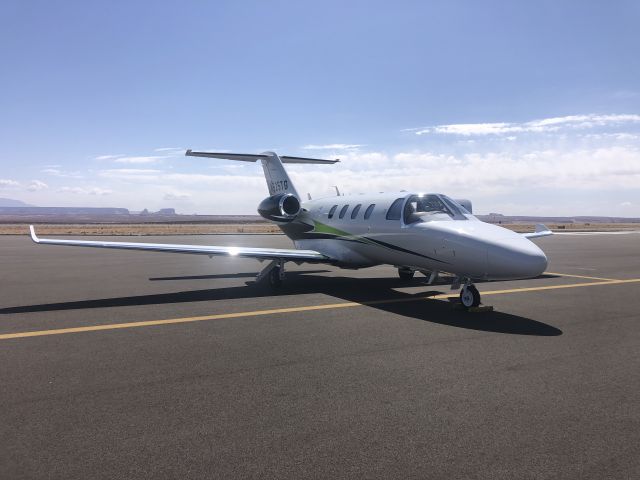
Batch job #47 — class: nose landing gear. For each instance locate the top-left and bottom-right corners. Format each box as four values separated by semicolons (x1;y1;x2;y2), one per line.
460;284;481;308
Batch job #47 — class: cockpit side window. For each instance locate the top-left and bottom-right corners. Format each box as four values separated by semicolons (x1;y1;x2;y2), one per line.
386;198;404;220
403;194;455;224
441;195;470;215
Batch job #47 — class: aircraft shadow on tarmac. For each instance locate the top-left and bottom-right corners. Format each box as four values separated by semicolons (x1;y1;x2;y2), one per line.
0;271;562;337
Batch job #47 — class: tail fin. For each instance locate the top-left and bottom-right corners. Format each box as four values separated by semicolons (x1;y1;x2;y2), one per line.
185;150;339;197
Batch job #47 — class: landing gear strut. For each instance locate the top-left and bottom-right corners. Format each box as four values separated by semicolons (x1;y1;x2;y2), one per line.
256;259;286;289
397;267;415;280
269;264;284;288
460;283;481;308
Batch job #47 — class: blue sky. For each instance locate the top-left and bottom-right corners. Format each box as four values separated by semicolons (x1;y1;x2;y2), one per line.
1;0;639;215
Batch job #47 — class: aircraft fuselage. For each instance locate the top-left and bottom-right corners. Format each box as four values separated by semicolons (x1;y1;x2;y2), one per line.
280;192;547;281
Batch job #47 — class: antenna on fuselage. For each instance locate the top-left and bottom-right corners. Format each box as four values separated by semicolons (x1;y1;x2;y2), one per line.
332;186;341;196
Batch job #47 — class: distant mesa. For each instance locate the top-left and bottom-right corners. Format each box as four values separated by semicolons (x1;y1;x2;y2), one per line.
0;198;34;208
136;208;176;216
478;214;640;224
0;204;182;223
0;206;130;215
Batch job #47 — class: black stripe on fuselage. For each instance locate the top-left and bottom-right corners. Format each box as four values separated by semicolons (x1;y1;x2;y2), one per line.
362;236;450;264
280;219;449;264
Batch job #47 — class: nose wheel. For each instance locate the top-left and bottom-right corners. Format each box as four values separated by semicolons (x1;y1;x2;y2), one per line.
460;284;481;308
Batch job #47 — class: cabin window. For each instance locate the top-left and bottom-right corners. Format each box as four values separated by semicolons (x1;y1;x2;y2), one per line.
364;204;375;219
351;204;362;219
385;198;404;220
339;204;349;219
328;205;338;219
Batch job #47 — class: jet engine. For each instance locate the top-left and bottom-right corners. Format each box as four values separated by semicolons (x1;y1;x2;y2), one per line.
257;193;301;222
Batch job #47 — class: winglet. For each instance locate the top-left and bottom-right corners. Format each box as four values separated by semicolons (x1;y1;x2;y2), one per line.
523;223;553;239
29;225;40;243
185;149;192;156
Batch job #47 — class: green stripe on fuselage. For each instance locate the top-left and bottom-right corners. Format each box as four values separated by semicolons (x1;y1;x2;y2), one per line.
310;220;448;264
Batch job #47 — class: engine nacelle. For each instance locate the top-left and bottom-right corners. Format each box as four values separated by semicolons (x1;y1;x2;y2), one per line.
454;198;472;214
258;193;301;222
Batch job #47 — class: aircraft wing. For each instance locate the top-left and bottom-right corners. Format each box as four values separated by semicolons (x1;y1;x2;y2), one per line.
523;223;553;239
29;226;330;263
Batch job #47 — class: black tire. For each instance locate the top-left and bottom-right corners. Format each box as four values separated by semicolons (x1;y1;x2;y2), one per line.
269;267;283;289
398;268;415;280
460;284;481;308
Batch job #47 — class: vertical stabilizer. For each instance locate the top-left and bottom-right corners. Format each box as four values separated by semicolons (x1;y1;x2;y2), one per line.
259;151;299;198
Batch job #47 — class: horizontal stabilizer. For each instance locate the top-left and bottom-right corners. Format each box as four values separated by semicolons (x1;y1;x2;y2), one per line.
185;150;339;164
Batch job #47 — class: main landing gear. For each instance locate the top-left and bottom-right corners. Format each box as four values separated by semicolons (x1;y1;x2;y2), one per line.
256;259;286;289
397;267;415;280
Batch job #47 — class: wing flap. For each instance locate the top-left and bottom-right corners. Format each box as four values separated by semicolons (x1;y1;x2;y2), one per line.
29;226;329;262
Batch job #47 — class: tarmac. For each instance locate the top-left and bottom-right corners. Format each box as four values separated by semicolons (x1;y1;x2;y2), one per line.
1;232;639;479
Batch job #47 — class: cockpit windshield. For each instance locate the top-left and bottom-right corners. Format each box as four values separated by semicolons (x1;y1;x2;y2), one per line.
403;194;469;224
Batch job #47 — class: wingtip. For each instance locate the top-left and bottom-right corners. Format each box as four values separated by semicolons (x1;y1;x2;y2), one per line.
535;223;552;234
29;225;39;242
185;149;192;156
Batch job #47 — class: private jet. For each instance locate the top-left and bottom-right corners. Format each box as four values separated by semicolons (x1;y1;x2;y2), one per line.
30;150;552;309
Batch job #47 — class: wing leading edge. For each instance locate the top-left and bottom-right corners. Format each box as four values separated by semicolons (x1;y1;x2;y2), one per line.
29;226;329;262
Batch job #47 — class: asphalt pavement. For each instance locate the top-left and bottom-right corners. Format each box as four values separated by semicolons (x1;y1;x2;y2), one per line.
1;233;639;479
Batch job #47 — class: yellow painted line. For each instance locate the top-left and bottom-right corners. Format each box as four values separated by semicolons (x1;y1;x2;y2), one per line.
1;278;639;341
545;271;619;282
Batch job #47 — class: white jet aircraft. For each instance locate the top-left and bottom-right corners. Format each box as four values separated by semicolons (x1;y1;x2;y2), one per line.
30;150;552;308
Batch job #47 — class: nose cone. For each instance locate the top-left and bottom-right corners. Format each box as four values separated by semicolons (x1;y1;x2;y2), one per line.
488;238;548;280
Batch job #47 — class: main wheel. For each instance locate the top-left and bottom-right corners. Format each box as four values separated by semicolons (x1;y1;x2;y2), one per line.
269;266;283;289
460;284;481;308
398;268;415;280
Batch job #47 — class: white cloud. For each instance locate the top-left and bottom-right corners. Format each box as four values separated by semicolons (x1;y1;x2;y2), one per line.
283;144;640;215
0;179;20;188
27;180;48;191
58;186;112;195
411;113;640;136
95;154;125;160
101;168;162;175
99;168;263;188
114;155;165;164
154;147;184;153
163;192;191;201
21;133;640;215
302;144;365;150
41;168;83;178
